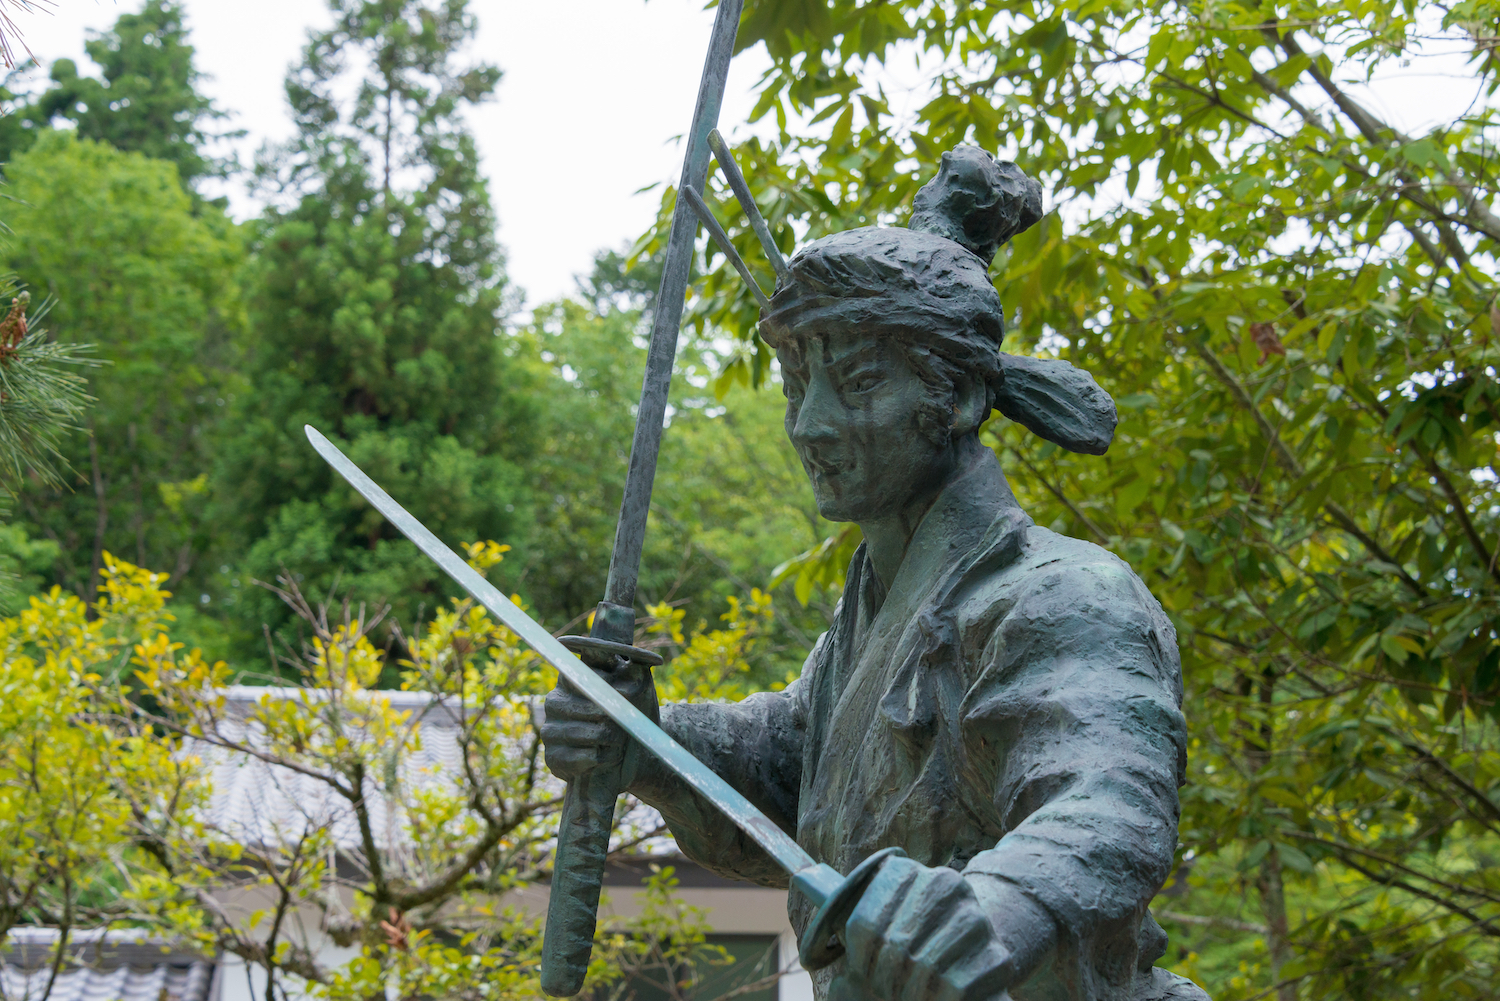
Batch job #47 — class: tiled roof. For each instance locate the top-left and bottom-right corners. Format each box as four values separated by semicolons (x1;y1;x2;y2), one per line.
1;929;214;1001
196;687;673;856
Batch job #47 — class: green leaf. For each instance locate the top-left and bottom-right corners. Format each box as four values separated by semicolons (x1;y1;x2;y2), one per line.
1239;840;1272;872
1277;843;1316;874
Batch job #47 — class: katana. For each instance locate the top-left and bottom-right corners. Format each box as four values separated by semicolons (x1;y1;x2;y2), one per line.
540;1;745;994
683;185;772;311
304;426;904;975
706;128;790;287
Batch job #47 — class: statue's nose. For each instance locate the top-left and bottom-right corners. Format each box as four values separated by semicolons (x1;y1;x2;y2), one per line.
791;377;841;448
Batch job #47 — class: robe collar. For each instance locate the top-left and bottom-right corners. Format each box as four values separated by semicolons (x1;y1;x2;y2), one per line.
863;447;1030;626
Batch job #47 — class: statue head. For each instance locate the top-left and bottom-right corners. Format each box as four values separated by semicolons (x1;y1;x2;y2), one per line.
756;147;1116;524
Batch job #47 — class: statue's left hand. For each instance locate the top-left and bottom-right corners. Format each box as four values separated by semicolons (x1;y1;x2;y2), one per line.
837;856;1016;1001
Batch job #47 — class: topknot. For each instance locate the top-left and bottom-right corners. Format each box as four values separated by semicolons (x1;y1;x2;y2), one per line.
908;147;1044;267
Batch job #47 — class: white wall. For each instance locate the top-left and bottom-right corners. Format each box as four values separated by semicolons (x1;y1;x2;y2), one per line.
776;931;814;1001
215;942;360;1001
209;884;811;1001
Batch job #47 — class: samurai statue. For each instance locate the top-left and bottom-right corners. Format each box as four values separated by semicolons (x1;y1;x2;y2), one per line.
543;146;1211;1001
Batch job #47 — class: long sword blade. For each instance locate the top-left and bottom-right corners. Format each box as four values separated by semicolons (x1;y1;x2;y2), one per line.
304;424;816;878
551;11;746;989
707;129;791;286
603;0;743;609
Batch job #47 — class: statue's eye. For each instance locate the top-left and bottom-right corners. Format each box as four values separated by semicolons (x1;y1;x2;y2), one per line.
844;373;881;394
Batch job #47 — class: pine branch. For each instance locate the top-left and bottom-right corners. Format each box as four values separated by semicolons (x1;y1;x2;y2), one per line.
0;284;102;494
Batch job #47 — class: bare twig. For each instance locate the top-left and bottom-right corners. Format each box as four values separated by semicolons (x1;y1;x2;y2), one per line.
1156;909;1269;935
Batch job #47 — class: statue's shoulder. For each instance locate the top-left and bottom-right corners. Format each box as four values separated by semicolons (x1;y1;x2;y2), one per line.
963;524;1174;640
1016;525;1143;585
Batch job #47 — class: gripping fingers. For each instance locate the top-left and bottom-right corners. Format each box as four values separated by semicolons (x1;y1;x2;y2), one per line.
843;858;922;984
867;866;963;999
844;860;1013;1001
544;679;612;724
919;913;1010;1001
541;718;627;781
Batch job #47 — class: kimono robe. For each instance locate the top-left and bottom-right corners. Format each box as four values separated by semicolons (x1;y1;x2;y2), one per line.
635;451;1208;1001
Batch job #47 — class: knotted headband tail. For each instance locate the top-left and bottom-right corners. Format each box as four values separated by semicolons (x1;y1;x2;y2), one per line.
996;354;1117;455
757;146;1118;456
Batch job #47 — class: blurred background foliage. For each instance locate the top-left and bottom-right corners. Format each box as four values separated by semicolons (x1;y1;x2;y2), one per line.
2;0;1500;997
0;0;835;679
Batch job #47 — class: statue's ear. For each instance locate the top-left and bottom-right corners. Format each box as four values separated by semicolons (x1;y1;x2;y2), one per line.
951;374;991;438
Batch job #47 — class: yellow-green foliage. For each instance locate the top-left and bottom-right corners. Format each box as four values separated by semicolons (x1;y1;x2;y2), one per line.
677;2;1500;995
3;544;780;1000
0;553;203;942
646;589;779;702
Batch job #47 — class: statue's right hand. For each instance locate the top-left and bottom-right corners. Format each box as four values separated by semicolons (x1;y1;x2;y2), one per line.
541;663;658;783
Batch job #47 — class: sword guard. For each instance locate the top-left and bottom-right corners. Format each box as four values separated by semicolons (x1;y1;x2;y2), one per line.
559;600;663;669
559;635;663;669
798;847;908;971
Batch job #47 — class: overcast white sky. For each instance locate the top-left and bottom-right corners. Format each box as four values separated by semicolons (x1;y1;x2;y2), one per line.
8;2;1487;308
12;0;775;309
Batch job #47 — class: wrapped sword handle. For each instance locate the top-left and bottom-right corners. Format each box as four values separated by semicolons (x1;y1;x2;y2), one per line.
540;606;661;997
540;765;627;996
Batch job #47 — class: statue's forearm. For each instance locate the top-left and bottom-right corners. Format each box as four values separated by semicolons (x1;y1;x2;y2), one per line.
623;707;700;808
624;699;801;888
966;871;1061;986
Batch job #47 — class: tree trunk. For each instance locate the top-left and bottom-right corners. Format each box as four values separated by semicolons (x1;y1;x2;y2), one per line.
1257;846;1296;1001
87;423;108;616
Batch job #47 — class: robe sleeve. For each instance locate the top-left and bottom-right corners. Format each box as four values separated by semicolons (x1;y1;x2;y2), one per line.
958;549;1187;959
629;651;812;888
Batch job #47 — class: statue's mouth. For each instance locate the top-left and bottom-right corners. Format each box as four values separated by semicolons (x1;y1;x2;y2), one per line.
804;454;852;479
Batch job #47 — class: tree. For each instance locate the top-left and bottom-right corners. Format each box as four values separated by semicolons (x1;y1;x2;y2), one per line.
0;546;783;1001
666;1;1500;996
0;287;88;493
0;1;234;187
0;131;244;604
0;555;197;968
0;275;96;609
131;543;777;1001
211;0;529;656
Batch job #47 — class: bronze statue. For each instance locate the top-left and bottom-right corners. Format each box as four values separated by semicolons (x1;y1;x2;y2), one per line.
304;13;1208;988
541;146;1211;1001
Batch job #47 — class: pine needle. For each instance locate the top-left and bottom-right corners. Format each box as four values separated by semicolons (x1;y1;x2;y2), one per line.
0;1;53;70
0;280;101;494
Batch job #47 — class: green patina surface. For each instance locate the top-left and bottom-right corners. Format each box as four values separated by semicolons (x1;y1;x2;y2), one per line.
546;149;1212;1001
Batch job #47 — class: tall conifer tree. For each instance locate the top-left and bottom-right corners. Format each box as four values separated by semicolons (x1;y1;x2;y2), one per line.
0;1;232;186
213;0;530;645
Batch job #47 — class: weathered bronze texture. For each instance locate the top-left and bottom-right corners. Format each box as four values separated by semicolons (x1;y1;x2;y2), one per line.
549;0;746;994
543;148;1211;1001
601;0;742;613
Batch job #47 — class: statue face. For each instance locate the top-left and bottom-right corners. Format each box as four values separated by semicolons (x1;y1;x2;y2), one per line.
779;328;952;524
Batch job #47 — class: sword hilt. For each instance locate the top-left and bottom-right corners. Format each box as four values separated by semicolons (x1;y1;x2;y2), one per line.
793;848;906;970
541;602;659;997
541;768;620;996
